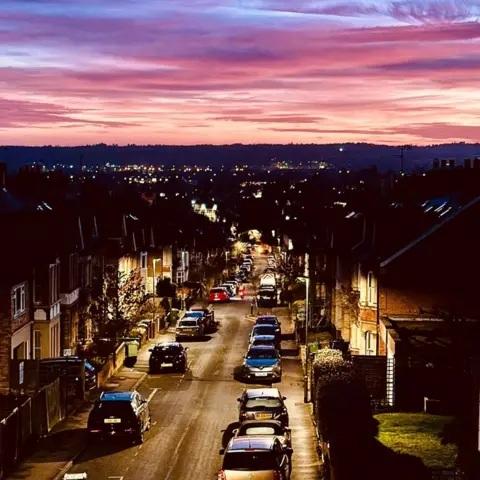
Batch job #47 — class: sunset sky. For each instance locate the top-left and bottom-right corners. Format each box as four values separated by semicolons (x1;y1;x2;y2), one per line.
1;0;480;146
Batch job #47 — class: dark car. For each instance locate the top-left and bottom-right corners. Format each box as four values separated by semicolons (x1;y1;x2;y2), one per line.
233;419;293;451
255;315;281;335
257;289;277;308
39;357;97;395
87;391;151;443
149;342;188;373
237;388;289;426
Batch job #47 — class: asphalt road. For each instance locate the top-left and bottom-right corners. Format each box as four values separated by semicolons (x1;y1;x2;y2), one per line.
69;270;321;479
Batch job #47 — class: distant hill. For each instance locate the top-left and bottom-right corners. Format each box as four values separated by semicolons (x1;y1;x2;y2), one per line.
2;143;479;172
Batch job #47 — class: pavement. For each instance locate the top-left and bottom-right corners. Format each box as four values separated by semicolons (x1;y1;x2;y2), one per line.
8;256;321;480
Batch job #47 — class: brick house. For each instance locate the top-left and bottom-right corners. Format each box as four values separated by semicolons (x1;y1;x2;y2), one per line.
344;195;480;356
0;164;39;390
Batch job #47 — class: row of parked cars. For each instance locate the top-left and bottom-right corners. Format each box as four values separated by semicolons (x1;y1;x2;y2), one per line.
218;386;293;478
208;253;253;302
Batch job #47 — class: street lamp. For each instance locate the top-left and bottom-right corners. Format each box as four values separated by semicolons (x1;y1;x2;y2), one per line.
298;253;311;403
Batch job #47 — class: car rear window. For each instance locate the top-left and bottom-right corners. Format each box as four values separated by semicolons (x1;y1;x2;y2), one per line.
247;349;277;359
223;451;277;471
179;320;197;327
210;288;225;293
243;426;277;435
185;311;203;318
245;398;282;409
257;318;276;325
253;326;276;336
154;345;181;354
94;401;135;418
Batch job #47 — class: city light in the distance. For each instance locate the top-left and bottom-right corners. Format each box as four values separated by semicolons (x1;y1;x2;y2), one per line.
1;0;480;146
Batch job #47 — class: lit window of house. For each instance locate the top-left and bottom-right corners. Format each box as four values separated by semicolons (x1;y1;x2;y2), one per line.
367;271;377;306
13;284;26;316
141;252;148;270
365;331;375;355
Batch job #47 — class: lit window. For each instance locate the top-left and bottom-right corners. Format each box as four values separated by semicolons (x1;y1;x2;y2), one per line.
367;271;377;305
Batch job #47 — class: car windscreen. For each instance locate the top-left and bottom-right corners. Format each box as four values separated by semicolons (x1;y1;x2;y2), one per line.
179;320;197;327
223;451;277;471
253;326;276;336
94;401;135;419
185;311;203;318
247;349;277;359
245;398;282;410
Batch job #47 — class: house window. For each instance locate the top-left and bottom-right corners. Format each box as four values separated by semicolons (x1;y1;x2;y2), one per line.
367;271;377;306
365;331;375;355
176;270;185;285
49;262;60;304
34;330;41;359
141;252;148;270
13;284;26;316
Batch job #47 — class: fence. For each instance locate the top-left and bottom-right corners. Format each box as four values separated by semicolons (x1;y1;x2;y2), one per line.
0;378;63;479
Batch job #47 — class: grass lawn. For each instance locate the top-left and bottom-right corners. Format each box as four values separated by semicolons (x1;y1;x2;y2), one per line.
375;413;458;469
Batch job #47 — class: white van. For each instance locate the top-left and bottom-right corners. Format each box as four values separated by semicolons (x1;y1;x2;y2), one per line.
260;272;276;287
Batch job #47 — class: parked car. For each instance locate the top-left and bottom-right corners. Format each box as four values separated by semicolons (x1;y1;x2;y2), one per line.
250;325;281;346
257;288;277;308
255;315;281;335
224;280;238;295
208;287;230;303
175;317;204;340
149;342;188;373
233;419;293;452
189;306;215;329
243;345;282;382
251;334;278;349
218;436;291;479
39;356;97;395
221;283;235;297
237;388;289;426
87;391;151;443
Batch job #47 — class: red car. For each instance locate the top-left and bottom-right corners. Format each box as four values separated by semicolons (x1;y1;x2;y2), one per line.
208;287;230;303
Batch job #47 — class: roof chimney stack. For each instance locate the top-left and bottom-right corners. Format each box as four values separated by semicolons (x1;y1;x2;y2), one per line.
464;158;471;169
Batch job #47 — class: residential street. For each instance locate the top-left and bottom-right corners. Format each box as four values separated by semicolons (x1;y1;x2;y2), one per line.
67;279;320;479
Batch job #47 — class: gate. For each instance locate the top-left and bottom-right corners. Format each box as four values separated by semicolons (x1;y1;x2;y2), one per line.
351;355;395;408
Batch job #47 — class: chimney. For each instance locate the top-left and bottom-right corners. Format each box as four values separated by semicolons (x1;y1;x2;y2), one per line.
433;158;440;169
441;159;448;168
464;158;472;169
449;159;455;169
0;162;6;189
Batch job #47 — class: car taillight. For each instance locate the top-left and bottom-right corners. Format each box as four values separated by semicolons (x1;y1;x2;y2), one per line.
217;470;227;480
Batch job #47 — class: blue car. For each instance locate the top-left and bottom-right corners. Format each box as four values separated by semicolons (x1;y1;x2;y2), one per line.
242;345;282;382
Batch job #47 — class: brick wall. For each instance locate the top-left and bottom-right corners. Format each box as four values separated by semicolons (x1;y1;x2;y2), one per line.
0;287;12;392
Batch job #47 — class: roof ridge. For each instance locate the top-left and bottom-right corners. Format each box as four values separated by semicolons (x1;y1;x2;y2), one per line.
380;194;480;268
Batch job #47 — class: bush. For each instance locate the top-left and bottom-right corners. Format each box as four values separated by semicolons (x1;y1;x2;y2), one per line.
313;348;374;442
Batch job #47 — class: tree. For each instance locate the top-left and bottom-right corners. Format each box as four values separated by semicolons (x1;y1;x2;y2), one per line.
89;265;147;341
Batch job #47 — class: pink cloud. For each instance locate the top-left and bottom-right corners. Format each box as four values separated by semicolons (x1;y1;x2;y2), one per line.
0;1;479;145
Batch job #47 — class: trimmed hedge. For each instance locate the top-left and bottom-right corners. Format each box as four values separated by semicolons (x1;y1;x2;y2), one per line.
312;348;375;442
